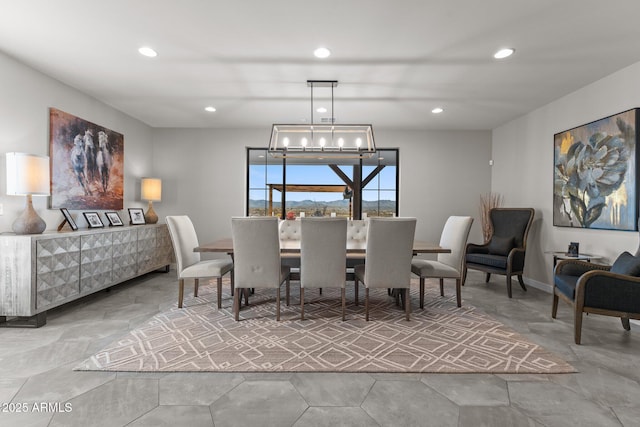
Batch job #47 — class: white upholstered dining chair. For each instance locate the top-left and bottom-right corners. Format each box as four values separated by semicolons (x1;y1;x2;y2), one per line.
411;216;473;308
354;217;416;321
166;215;234;309
231;217;291;321
300;217;348;320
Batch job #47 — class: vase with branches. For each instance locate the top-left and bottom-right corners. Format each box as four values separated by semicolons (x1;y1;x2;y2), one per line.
479;193;503;243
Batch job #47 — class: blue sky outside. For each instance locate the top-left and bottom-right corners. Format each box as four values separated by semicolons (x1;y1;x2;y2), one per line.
249;164;396;202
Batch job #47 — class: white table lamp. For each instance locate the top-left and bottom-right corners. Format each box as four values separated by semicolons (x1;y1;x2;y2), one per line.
141;177;162;224
6;152;50;234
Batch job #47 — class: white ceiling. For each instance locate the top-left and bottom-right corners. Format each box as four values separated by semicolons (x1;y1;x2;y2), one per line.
2;0;640;130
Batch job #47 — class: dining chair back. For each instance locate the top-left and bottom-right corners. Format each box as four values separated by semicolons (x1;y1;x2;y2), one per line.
166;215;233;309
411;216;473;308
355;217;416;321
300;217;347;320
231;217;290;321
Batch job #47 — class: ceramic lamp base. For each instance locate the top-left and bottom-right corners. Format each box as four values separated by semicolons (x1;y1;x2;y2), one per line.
144;201;159;224
12;195;46;234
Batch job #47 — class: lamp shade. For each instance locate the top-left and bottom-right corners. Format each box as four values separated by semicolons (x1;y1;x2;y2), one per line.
6;152;50;196
141;178;162;201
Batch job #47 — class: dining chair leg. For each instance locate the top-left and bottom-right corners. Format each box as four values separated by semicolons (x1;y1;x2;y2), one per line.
341;288;346;321
365;288;370;321
244;288;249;306
405;288;410;321
354;278;359;306
234;288;240;321
276;286;281;321
178;279;185;308
217;277;222;309
419;277;425;309
455;278;461;308
194;278;199;297
286;277;290;306
439;278;444;297
300;287;305;321
230;269;234;296
461;266;467;286
319;288;322;295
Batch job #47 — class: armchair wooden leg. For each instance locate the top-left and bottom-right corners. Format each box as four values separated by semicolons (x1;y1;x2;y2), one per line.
551;293;559;318
194;278;199;297
622;317;631;331
365;288;369;321
419;277;425;309
217;277;222;309
455;278;461;308
244;288;249;306
405;288;410;321
517;275;527;291
301;288;305;321
506;275;513;298
341;288;346;321
485;273;491;283
439;278;444;297
234;288;240;321
178;279;185;308
574;309;583;344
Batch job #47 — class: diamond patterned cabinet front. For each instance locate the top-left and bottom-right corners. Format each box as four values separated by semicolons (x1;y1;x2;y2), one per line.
80;233;113;294
36;236;81;310
137;227;157;273
112;229;137;283
155;226;173;267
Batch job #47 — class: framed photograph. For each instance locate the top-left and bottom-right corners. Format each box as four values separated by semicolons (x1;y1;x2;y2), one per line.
567;242;580;257
128;208;146;225
105;211;124;226
59;208;78;231
553;108;639;231
49;108;124;210
83;212;104;228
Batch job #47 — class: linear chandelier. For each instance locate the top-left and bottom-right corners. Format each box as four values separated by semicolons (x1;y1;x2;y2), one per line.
268;80;376;159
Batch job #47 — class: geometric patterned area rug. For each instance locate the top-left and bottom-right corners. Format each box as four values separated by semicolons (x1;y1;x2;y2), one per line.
75;278;575;374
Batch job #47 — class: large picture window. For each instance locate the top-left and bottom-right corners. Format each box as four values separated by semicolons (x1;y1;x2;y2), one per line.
247;148;398;219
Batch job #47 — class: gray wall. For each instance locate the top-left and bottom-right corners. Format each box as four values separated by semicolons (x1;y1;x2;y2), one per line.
152;128;492;246
492;60;640;289
0;51;154;231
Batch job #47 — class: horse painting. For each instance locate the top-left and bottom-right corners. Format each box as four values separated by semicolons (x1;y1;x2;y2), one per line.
50;108;124;210
96;131;111;193
70;134;92;196
84;129;97;182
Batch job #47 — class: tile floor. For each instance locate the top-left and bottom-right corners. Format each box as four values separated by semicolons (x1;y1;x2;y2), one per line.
1;270;639;427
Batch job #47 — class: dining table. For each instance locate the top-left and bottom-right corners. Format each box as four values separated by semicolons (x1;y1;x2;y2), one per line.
194;237;450;256
195;238;450;309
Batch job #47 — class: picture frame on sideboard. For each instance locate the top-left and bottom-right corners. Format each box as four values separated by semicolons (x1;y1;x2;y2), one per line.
128;208;146;225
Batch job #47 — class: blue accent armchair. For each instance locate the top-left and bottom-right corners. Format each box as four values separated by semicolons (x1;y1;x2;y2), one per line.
463;208;535;298
553;252;640;344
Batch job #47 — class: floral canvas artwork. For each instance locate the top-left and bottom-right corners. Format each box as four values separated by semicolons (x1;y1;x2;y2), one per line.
554;109;638;230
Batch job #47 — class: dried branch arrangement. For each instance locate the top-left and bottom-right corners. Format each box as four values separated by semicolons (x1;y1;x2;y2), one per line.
480;193;503;243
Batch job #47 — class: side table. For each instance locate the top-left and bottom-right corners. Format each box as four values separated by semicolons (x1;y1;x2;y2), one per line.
547;251;602;267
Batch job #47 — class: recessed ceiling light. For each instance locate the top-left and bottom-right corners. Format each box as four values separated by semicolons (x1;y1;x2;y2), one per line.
314;47;331;58
316;107;327;113
138;46;157;57
205;106;216;112
431;107;444;114
494;48;515;59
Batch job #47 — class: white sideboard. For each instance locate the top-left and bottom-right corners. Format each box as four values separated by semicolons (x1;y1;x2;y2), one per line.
0;224;173;326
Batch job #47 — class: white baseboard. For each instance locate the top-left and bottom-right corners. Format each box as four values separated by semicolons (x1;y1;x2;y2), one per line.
523;276;553;294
